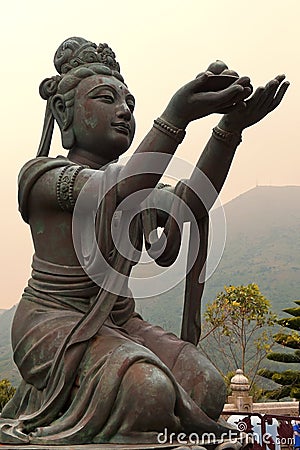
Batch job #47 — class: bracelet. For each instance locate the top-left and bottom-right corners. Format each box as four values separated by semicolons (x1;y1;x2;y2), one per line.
212;126;242;146
153;117;186;144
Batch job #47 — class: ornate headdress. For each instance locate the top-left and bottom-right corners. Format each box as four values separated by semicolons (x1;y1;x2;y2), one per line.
37;37;123;157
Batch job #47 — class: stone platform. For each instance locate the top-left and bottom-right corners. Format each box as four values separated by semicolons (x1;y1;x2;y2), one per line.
0;442;250;450
0;441;248;450
0;444;185;450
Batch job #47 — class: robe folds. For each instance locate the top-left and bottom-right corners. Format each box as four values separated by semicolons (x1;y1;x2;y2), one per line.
0;156;229;445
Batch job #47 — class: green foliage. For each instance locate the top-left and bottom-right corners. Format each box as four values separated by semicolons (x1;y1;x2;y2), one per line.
262;385;292;400
249;383;264;402
199;283;277;387
0;379;16;411
205;284;277;332
283;307;300;317
258;368;274;380
277;317;300;331
258;299;300;400
273;331;300;349
267;352;300;363
271;370;300;385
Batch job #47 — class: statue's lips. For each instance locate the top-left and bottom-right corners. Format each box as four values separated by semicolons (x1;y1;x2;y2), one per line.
111;122;131;135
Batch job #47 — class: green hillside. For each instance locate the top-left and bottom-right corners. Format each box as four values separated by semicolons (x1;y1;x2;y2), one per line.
0;306;19;385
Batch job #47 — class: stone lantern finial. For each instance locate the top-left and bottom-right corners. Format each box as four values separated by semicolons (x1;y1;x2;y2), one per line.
230;369;250;393
227;369;253;412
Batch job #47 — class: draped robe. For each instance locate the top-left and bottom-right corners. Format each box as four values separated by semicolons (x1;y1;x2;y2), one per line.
0;156;229;445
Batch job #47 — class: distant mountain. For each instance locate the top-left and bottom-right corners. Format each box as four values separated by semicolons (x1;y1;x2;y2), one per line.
133;186;300;333
206;186;300;313
1;186;299;384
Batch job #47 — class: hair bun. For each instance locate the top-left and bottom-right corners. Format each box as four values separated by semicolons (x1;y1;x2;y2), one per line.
39;75;61;100
53;37;120;75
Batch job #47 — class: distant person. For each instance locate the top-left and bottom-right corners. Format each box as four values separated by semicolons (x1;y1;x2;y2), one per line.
293;420;300;450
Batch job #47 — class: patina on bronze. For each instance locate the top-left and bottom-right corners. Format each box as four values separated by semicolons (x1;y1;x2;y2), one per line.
0;37;289;447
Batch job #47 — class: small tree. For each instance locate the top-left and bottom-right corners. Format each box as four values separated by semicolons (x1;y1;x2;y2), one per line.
199;283;277;387
258;300;300;400
0;379;16;411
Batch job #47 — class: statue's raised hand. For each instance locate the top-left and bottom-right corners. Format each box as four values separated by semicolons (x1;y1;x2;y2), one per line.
219;75;290;132
161;68;252;129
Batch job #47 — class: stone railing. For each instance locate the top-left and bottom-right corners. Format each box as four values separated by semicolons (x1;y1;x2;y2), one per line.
222;369;299;416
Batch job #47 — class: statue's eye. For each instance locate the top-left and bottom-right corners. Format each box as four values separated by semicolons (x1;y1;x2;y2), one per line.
126;95;135;113
88;89;115;102
99;94;114;102
127;100;135;113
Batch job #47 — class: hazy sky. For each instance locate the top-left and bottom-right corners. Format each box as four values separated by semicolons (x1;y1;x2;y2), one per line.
1;0;299;309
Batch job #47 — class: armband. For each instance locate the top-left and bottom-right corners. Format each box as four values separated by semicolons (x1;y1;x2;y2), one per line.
56;165;84;212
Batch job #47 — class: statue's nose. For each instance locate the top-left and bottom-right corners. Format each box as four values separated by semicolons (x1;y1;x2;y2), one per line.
116;102;132;120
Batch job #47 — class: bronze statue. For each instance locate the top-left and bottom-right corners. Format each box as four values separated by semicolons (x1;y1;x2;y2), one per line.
0;37;289;446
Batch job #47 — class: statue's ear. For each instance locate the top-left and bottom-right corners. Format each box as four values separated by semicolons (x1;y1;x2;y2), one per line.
51;94;75;149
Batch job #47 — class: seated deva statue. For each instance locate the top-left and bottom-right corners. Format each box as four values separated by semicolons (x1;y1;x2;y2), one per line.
0;37;288;446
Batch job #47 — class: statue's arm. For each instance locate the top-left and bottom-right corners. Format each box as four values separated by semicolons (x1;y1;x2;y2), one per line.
183;74;289;219
150;73;289;223
116;72;252;205
27;165;99;214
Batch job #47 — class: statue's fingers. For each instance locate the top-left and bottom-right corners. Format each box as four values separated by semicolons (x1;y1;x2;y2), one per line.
257;76;286;107
257;79;282;108
230;77;253;97
246;86;266;109
255;79;289;113
274;74;286;83
189;72;210;91
195;71;206;79
263;75;285;92
232;76;251;87
213;84;245;105
269;81;290;110
242;86;253;98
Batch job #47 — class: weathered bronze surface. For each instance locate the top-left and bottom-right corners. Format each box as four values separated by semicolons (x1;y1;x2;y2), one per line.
0;37;289;446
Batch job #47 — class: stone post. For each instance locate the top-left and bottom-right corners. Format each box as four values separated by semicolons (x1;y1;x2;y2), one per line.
227;369;253;412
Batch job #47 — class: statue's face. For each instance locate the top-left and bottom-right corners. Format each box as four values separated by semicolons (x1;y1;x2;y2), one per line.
71;74;135;160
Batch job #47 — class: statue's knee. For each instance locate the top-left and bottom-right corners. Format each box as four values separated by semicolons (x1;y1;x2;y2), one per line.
123;362;175;408
118;363;179;432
